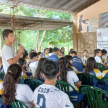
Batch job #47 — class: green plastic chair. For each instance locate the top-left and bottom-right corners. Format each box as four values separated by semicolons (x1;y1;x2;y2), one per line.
97;63;107;72
101;77;108;92
24;79;43;91
0;72;5;80
10;99;28;108
19;75;25;84
77;73;100;86
79;85;108;108
56;80;84;108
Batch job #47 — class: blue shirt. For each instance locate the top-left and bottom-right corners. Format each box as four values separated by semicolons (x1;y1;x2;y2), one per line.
72;56;83;72
43;53;49;58
49;54;59;62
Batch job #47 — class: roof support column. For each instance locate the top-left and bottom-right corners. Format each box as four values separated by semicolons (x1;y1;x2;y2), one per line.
72;13;78;52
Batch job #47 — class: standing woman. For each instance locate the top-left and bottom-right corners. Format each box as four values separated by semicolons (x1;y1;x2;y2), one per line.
2;64;34;107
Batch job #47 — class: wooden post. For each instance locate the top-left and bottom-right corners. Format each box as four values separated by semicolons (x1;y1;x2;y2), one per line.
38;30;46;52
35;30;39;52
72;13;78;52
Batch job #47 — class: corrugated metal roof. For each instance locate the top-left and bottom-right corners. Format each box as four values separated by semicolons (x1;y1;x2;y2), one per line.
0;13;72;30
0;0;100;13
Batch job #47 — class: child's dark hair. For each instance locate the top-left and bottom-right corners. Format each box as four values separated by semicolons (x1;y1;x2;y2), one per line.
102;49;107;55
65;55;73;71
69;49;74;55
69;51;77;55
53;47;59;52
2;29;13;40
42;59;59;79
49;48;53;53
37;52;42;56
83;49;88;53
30;52;37;59
85;57;98;73
58;57;69;82
18;58;25;67
23;50;28;59
44;48;48;53
61;47;65;54
94;49;101;57
2;64;22;105
35;58;47;79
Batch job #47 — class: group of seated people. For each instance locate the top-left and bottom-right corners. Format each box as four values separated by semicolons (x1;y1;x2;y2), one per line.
0;47;108;108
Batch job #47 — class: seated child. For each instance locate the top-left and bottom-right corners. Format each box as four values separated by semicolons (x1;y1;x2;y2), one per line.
29;52;39;77
85;57;102;79
102;49;108;63
37;52;43;61
49;47;59;62
32;59;74;108
102;62;108;92
1;64;34;107
58;57;85;103
18;58;27;78
84;57;103;88
94;49;106;66
43;48;49;58
81;50;89;66
65;55;79;74
69;51;83;72
35;58;47;81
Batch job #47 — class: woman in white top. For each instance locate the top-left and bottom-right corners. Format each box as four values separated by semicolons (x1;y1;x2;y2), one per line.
2;64;34;107
58;57;85;103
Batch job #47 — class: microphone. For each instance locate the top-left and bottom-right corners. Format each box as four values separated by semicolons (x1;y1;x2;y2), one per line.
16;42;20;46
16;42;26;52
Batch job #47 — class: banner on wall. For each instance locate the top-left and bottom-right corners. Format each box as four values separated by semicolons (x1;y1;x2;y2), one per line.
97;28;108;51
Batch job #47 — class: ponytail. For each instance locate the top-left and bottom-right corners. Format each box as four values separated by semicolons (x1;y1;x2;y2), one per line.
2;71;16;105
2;64;22;105
59;58;68;82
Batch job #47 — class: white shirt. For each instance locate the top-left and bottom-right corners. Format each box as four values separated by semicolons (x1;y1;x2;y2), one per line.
32;84;74;108
2;45;15;73
48;53;53;57
95;56;102;63
0;82;33;107
67;71;79;91
29;61;39;77
29;61;39;68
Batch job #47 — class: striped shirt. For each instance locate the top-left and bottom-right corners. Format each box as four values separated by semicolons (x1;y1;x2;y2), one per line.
91;68;102;79
81;55;88;66
102;70;108;77
71;66;79;74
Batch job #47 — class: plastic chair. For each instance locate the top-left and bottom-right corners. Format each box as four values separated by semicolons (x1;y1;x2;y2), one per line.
0;72;5;80
24;79;43;91
10;99;28;108
56;80;84;108
77;73;100;86
0;98;24;108
101;77;108;92
79;85;108;108
97;63;107;72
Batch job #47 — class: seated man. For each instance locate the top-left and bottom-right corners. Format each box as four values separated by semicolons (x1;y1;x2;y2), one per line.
70;51;83;72
32;59;74;108
29;52;38;77
49;47;59;62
